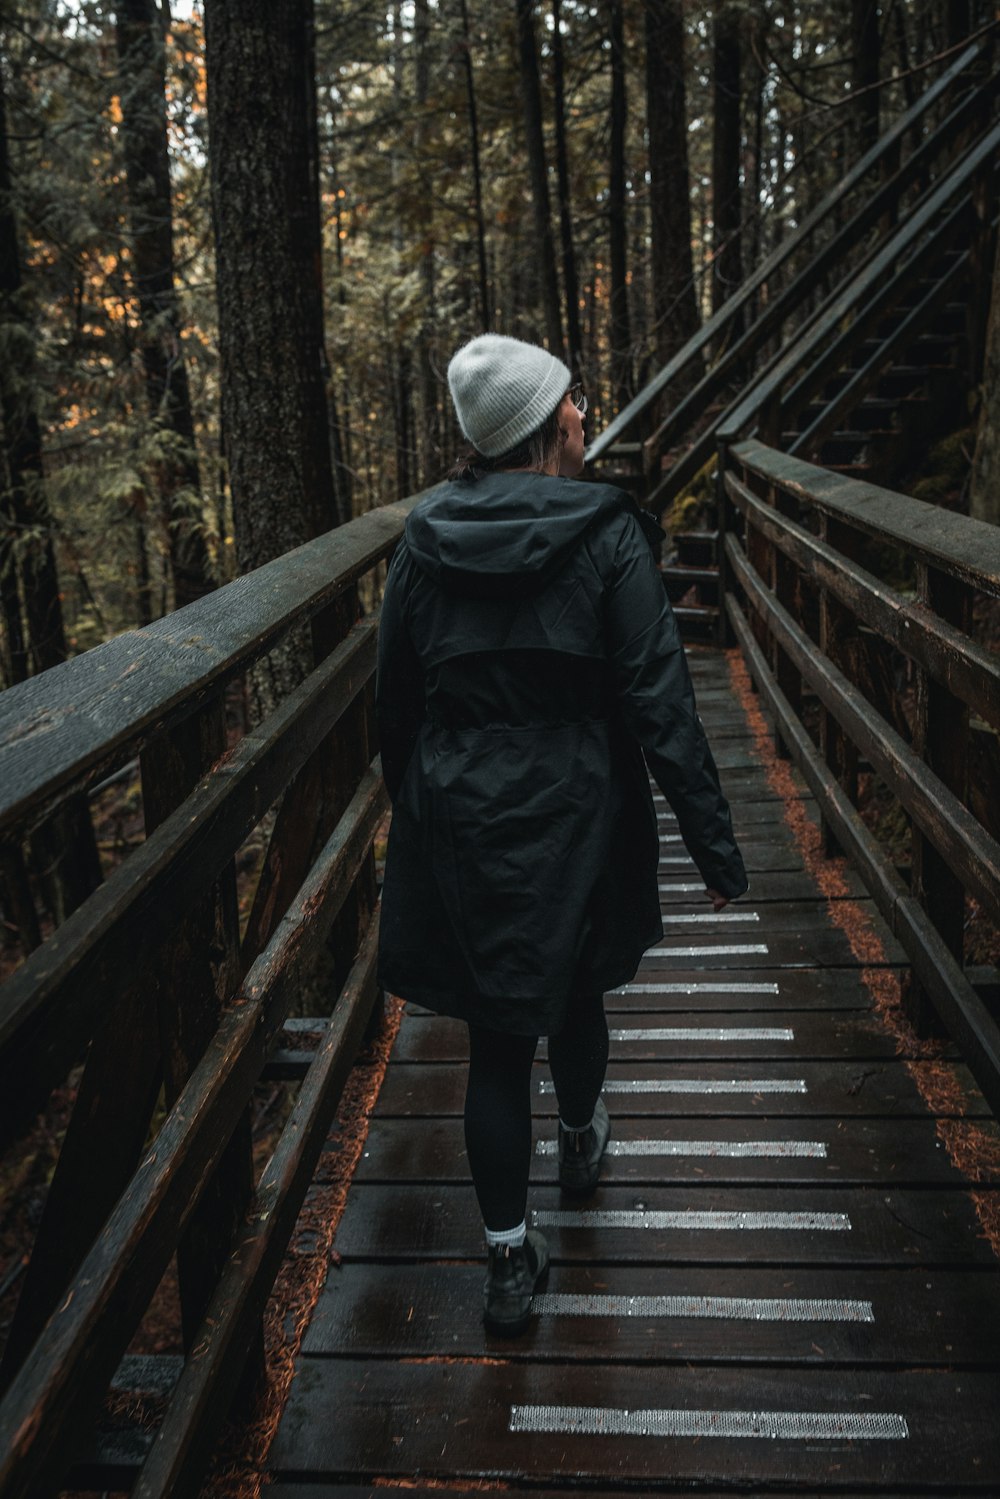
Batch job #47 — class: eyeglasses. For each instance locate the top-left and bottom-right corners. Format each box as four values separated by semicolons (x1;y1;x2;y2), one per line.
568;384;588;416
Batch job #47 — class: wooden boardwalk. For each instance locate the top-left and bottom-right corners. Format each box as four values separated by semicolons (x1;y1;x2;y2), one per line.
266;649;1000;1496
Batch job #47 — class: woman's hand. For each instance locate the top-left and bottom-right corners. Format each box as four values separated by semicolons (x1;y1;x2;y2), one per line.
706;888;730;913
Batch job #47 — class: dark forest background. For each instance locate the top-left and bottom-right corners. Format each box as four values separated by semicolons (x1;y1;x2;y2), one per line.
0;0;996;689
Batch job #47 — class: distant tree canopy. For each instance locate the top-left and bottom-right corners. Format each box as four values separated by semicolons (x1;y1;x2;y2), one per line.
0;0;993;681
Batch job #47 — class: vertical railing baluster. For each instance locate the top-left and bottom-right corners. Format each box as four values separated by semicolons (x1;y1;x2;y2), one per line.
139;695;258;1369
818;516;861;856
907;563;971;1037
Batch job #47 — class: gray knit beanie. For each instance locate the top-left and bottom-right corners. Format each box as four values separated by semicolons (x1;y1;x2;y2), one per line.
447;334;571;458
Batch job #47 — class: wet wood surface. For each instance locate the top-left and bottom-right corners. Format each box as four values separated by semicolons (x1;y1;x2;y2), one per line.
269;656;1000;1495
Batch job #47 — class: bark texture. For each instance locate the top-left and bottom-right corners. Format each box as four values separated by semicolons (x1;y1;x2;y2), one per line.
711;0;742;318
204;0;339;705
0;59;67;678
970;227;1000;526
514;0;565;355
645;0;701;385
552;0;583;382
851;0;880;156
609;0;632;410
116;0;214;611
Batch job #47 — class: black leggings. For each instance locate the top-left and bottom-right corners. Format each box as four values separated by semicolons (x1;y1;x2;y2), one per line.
463;990;609;1233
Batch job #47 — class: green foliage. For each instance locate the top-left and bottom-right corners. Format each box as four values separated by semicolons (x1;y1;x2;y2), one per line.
0;0;985;670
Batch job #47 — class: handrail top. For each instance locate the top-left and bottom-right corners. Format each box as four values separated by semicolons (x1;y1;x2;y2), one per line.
0;495;426;836
731;439;1000;597
585;37;986;464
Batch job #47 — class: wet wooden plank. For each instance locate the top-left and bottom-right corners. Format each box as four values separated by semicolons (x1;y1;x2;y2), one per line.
638;925;907;966
301;1261;1000;1366
664;802;816;832
374;1059;987;1118
657;868;869;901
392;1009;902;1064
265;1488;848;1499
403;967;902;1016
270;1360;1000;1488
354;1115;993;1187
331;1183;996;1266
692;840;808;873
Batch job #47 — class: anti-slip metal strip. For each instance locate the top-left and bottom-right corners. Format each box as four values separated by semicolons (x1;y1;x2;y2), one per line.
608;1026;793;1041
531;1293;872;1321
508;1406;907;1440
540;1078;807;1094
534;1138;827;1158
609;982;780;994
660;912;761;924
645;943;770;957
530;1209;851;1231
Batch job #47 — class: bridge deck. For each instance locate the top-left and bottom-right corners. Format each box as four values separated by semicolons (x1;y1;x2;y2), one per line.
266;649;1000;1496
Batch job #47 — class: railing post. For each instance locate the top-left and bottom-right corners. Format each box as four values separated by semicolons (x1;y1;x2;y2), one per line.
906;564;970;1037
139;697;259;1367
818;516;860;855
715;440;734;649
767;478;802;759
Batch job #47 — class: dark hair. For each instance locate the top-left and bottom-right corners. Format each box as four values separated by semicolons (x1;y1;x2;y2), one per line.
448;402;565;482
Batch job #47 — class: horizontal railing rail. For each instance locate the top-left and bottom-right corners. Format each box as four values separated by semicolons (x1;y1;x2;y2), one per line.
0;494;423;1497
719;437;1000;1116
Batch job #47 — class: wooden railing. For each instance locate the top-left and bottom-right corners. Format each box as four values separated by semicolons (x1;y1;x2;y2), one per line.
720;437;1000;1114
0;495;421;1496
587;37;997;516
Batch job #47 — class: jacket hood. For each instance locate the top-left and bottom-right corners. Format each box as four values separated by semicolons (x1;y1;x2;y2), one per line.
404;472;629;596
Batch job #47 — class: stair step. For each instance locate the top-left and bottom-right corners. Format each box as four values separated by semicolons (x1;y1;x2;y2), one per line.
662;565;719;587
822;463;873;479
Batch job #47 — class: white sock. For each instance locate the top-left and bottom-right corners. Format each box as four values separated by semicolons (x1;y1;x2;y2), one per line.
485;1219;527;1249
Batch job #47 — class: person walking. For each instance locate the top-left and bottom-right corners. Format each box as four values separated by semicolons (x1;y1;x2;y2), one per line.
376;333;747;1335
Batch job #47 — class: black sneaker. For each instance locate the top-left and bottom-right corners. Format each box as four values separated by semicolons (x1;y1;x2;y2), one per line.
483;1229;550;1336
558;1097;611;1195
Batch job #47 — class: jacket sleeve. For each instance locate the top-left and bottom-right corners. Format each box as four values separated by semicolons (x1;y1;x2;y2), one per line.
376;542;426;803
601;513;748;900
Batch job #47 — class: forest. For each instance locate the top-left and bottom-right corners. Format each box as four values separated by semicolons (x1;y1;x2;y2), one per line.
0;0;997;689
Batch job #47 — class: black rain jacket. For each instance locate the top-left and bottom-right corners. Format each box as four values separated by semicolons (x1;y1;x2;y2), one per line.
375;470;747;1035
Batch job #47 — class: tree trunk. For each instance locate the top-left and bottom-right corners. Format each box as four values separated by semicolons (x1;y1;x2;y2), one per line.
415;0;443;480
0;57;67;675
645;0;701;387
204;0;340;711
946;0;971;47
711;0;742;319
514;0;564;355
851;0;880;156
551;0;583;382
608;0;632;411
970;227;1000;525
116;0;214;611
301;7;352;525
458;0;491;333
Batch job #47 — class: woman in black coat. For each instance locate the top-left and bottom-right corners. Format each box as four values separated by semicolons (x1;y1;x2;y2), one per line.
377;333;747;1334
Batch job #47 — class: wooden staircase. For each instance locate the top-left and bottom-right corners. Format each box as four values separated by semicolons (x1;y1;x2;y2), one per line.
587;38;998;643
